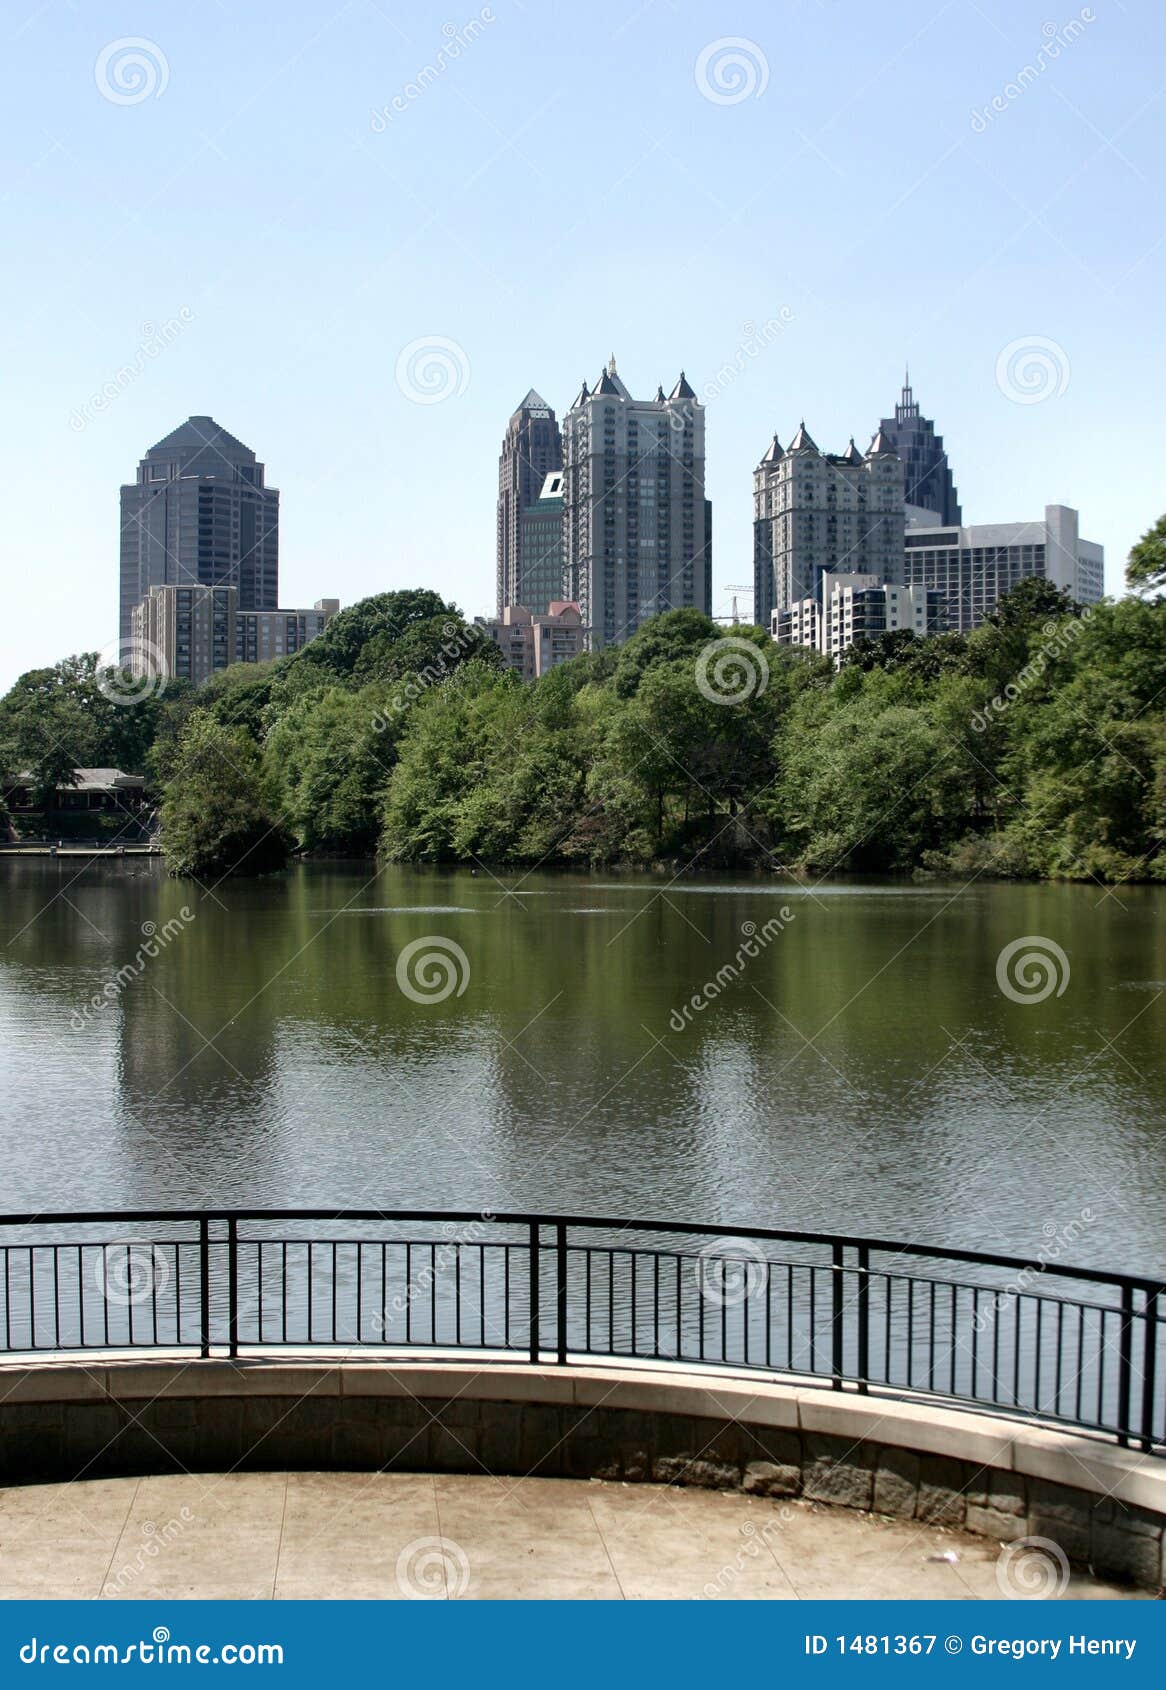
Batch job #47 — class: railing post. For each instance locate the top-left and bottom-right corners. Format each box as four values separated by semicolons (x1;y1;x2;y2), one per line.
856;1244;870;1395
199;1216;210;1358
1140;1289;1158;1455
528;1222;540;1365
555;1222;567;1365
831;1241;844;1391
227;1217;238;1360
1117;1281;1134;1447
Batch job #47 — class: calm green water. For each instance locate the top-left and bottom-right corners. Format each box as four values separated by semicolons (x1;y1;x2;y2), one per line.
0;860;1163;1274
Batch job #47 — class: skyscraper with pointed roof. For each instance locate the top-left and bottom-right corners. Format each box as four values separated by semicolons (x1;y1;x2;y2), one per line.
877;371;961;524
119;416;279;646
752;425;905;626
496;389;563;615
561;357;711;647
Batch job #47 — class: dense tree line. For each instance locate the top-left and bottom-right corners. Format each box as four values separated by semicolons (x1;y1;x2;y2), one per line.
3;556;1165;883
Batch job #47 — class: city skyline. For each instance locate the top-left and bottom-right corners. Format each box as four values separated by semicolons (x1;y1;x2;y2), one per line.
2;0;1161;692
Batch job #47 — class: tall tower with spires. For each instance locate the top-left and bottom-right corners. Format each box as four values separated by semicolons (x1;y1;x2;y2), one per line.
560;356;711;648
877;369;961;525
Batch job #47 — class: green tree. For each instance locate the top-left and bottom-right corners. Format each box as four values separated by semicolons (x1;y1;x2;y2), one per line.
1127;512;1166;594
160;716;290;879
266;682;400;854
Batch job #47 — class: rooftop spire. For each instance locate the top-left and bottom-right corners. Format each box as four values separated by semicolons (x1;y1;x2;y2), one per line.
788;419;817;452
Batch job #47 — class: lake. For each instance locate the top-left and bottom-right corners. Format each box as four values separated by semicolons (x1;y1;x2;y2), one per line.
0;859;1162;1276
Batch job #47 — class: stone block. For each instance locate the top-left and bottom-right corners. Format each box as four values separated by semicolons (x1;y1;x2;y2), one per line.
427;1423;479;1472
803;1436;874;1510
741;1425;802;1470
652;1455;737;1489
987;1470;1027;1515
1089;1522;1161;1588
742;1460;800;1498
873;1447;919;1517
1026;1479;1092;1562
917;1455;969;1527
622;1449;652;1482
966;1503;1029;1543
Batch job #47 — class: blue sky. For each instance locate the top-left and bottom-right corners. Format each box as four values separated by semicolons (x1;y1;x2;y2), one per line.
1;0;1161;691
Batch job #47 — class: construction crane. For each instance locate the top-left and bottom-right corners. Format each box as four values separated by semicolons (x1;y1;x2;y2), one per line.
720;585;755;627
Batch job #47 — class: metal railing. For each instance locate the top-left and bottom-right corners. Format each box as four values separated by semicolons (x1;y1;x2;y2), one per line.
0;1209;1160;1454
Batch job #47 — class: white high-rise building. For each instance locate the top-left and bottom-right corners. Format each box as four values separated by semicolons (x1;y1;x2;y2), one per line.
901;504;1104;631
561;357;711;648
752;424;905;630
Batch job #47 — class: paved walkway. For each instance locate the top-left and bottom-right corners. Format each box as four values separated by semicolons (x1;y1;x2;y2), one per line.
0;1473;1149;1601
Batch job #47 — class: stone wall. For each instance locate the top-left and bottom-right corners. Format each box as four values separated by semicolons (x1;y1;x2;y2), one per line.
2;1363;1162;1590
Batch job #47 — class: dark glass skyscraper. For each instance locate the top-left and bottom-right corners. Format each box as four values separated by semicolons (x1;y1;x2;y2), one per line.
119;417;278;645
877;373;961;524
496;390;563;615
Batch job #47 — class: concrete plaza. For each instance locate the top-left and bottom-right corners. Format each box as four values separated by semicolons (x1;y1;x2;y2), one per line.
0;1473;1150;1601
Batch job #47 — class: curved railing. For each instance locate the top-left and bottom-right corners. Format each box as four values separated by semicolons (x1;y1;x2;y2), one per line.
0;1209;1161;1454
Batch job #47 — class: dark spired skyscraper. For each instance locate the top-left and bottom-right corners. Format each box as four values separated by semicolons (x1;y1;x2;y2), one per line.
877;372;961;524
496;391;563;615
119;417;278;646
